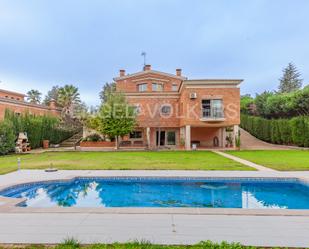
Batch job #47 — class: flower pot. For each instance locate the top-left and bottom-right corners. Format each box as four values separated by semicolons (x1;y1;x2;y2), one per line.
43;140;49;149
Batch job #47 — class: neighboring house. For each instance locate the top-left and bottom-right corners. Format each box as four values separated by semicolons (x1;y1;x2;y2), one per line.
114;65;242;150
0;89;61;120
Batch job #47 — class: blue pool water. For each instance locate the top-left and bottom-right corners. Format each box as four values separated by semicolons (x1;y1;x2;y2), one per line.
1;178;309;209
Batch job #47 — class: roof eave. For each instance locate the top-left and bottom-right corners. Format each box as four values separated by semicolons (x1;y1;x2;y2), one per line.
184;79;243;85
113;70;187;81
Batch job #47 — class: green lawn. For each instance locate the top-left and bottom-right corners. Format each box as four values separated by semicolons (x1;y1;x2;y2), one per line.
0;151;253;174
227;150;309;171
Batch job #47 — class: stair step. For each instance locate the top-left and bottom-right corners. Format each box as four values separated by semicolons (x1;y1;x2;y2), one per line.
59;131;83;148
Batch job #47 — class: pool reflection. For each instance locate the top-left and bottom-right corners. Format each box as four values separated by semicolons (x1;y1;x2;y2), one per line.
2;180;309;209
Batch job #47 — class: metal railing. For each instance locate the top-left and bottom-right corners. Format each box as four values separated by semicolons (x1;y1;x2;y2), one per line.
201;107;224;119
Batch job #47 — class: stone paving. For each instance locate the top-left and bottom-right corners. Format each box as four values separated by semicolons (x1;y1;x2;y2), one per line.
240;128;295;150
1;213;309;247
213;151;276;171
1;170;309;247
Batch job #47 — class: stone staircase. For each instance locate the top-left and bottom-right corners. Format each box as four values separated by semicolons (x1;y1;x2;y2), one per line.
60;131;83;148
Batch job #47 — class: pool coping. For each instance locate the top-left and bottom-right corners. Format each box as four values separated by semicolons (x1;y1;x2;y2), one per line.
1;170;309;216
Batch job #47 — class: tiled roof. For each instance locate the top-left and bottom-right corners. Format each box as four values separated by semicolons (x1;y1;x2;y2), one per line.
113;70;187;81
0;89;26;97
0;97;62;111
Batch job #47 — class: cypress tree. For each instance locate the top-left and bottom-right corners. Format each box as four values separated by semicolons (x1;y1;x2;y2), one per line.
278;63;303;93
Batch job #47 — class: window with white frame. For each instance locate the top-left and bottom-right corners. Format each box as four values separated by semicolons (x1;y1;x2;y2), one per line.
172;84;178;91
137;83;147;92
152;83;163;91
201;99;223;118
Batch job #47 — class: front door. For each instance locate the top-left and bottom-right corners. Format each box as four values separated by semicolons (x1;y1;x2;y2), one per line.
156;131;165;146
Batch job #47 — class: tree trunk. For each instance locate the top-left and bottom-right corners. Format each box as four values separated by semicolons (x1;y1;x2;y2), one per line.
115;136;119;150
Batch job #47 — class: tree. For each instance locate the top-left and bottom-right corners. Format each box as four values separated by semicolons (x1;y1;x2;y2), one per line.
73;101;89;122
99;82;116;103
57;85;81;117
26;89;42;104
292;86;309;116
43;86;59;105
255;91;273;118
240;94;254;114
96;91;136;149
265;93;293;118
278;63;303;93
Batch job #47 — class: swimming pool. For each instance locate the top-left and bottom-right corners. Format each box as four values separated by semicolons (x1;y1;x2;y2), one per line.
1;177;309;209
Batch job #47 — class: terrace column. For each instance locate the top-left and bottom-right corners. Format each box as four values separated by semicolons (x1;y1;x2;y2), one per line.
185;125;191;150
221;127;226;148
233;125;239;148
146;127;150;148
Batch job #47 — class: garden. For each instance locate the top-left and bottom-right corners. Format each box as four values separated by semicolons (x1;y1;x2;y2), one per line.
0;110;79;155
241;63;309;147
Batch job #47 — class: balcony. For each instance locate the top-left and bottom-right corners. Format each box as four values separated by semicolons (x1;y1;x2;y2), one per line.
200;107;225;122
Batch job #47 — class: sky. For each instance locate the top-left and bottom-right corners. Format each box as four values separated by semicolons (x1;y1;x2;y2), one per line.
0;0;308;106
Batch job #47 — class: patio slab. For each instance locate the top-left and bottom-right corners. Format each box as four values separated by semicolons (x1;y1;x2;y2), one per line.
0;213;309;247
2;169;309;190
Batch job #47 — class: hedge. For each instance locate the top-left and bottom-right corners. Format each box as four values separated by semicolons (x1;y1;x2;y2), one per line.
0;120;16;155
4;110;79;149
241;114;309;147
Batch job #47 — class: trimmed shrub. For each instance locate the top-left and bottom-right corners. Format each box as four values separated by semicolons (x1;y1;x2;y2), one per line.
241;114;309;147
82;133;102;142
4;109;78;149
0;120;16;155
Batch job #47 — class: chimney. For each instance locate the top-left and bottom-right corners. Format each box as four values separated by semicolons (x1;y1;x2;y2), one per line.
144;64;151;71
176;69;182;77
119;69;126;77
49;100;57;110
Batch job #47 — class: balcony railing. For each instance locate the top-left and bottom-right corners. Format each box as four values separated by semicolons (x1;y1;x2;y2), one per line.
201;107;224;121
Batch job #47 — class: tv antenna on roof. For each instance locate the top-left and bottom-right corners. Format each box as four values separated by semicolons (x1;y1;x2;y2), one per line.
141;51;146;66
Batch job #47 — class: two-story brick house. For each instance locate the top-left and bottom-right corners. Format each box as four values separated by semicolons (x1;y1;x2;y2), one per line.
114;65;242;150
0;89;61;119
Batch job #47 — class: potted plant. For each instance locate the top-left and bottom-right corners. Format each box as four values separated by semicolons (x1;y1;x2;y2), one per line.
225;136;229;147
235;131;241;150
229;133;233;147
226;134;233;147
42;139;49;149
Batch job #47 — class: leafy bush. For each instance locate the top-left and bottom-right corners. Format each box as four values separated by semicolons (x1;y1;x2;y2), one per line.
241;114;309;147
240;95;254;114
52;240;248;249
82;133;102;142
253;87;309;119
4;109;78;149
0;120;16;155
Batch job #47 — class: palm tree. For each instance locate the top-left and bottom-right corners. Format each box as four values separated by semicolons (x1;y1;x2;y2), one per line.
58;85;81;117
26;89;42;104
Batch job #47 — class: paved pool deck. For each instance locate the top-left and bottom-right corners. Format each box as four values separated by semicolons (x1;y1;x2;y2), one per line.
1;170;309;247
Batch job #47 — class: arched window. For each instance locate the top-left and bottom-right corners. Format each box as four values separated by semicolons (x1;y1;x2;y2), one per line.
161;105;172;115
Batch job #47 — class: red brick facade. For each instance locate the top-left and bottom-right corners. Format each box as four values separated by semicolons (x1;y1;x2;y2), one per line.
0;89;61;119
114;65;242;150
